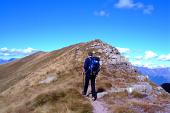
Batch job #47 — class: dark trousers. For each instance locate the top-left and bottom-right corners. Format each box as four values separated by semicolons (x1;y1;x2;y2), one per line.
83;73;97;98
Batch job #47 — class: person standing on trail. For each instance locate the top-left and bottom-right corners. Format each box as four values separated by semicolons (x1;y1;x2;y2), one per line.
82;51;100;101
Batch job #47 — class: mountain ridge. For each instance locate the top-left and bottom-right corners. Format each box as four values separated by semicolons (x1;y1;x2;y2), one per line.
0;39;169;113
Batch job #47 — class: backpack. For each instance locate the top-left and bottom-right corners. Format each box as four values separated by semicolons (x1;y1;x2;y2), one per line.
88;57;100;75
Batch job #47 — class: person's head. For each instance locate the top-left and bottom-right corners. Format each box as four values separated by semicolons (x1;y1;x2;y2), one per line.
88;51;93;56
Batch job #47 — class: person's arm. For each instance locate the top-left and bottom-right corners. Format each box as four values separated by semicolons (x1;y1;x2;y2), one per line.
83;58;89;72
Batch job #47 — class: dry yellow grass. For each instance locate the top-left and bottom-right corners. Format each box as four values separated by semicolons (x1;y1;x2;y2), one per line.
131;91;147;98
103;91;129;105
7;88;92;113
157;92;170;100
111;91;129;99
114;105;136;113
96;77;112;91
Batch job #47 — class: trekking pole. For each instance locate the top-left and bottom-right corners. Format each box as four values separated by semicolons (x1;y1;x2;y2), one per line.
82;71;85;89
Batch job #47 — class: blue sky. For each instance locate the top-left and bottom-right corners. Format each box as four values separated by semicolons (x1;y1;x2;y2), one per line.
0;0;170;68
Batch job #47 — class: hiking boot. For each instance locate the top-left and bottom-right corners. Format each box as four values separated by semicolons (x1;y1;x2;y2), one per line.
82;91;86;96
87;92;92;97
92;96;97;101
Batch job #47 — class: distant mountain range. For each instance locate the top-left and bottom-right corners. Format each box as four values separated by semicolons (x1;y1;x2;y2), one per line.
0;58;17;64
136;66;170;85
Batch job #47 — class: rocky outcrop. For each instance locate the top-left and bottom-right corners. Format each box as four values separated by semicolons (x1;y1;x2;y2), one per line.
83;39;138;77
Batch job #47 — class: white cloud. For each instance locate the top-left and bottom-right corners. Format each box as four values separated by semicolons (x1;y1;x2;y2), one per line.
131;60;154;68
142;63;154;68
116;47;130;54
143;63;169;69
115;0;135;8
158;54;170;61
131;60;156;68
134;56;143;60
144;51;157;60
0;47;38;58
132;61;166;69
114;0;154;14
0;47;8;52
23;48;37;54
124;55;130;58
4;53;10;56
94;10;109;17
131;60;142;66
143;5;154;14
131;60;169;69
117;47;170;68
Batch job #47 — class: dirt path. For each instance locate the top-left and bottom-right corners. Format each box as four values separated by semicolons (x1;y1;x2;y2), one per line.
86;86;110;113
86;91;110;113
91;99;109;113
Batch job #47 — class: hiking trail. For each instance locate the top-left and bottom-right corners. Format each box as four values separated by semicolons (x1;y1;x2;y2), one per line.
86;90;110;113
91;99;109;113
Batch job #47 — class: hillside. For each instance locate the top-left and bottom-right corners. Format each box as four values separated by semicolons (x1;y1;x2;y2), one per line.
0;39;170;113
136;66;170;85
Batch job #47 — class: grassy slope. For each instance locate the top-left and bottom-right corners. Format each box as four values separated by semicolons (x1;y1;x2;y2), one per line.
0;42;94;113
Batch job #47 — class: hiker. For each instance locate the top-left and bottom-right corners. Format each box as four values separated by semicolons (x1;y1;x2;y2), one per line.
82;51;100;101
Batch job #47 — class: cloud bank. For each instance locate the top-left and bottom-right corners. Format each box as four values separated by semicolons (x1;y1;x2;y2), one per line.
115;47;170;68
158;54;170;61
114;0;154;14
116;47;130;54
0;47;38;58
144;51;157;60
